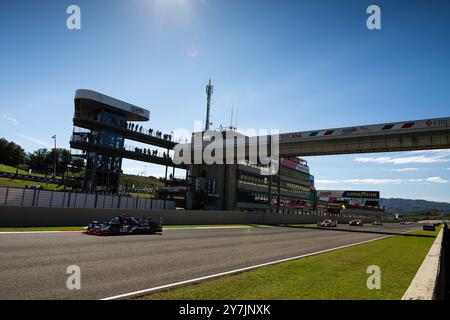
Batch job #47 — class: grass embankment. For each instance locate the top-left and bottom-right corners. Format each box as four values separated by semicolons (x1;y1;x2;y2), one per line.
0;164;161;193
140;228;440;300
0;177;62;189
0;164;66;179
0;164;66;189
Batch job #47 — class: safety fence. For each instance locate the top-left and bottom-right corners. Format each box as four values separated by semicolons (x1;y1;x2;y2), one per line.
0;187;175;210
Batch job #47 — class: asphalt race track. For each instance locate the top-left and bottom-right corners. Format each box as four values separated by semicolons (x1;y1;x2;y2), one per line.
0;224;420;300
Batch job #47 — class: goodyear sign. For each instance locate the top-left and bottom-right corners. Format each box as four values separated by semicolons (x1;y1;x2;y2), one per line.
342;191;379;199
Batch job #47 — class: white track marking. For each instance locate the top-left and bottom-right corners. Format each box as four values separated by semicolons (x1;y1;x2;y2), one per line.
101;234;400;300
0;231;82;235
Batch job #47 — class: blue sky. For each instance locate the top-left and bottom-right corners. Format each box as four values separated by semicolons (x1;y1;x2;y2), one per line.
0;0;449;201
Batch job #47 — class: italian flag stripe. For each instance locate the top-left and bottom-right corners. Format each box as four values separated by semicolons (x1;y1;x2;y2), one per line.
402;122;415;128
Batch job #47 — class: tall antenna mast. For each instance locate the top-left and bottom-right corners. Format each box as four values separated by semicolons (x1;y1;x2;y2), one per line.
235;106;239;129
205;79;213;131
230;105;234;129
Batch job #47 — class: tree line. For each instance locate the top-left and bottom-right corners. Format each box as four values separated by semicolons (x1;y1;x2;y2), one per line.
0;138;84;175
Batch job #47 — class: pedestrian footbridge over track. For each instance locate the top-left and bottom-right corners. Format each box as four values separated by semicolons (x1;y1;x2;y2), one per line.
278;117;450;157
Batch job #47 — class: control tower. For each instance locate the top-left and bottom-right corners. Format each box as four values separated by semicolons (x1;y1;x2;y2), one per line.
71;89;182;194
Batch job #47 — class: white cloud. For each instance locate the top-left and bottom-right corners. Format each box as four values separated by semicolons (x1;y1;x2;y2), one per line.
317;178;406;185
408;149;450;154
355;155;450;165
355;149;450;166
314;179;341;184
390;167;420;172
17;134;52;148
1;113;18;124
315;176;448;186
425;177;448;184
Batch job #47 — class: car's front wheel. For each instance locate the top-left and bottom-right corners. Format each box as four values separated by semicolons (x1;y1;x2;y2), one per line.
109;225;120;235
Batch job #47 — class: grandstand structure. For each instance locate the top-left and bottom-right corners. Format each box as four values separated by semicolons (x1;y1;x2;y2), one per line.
70;89;184;194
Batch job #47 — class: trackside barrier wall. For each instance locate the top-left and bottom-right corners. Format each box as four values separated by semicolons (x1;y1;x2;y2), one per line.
402;228;445;300
0;187;175;211
443;227;450;299
1;206;360;227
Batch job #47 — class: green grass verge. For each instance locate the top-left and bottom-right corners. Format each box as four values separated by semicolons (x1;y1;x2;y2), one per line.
140;228;439;300
407;227;441;237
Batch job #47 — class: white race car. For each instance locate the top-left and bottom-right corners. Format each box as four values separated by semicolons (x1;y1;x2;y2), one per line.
317;219;338;227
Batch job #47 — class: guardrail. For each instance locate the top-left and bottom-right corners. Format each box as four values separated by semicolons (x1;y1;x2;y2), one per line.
0;187;175;210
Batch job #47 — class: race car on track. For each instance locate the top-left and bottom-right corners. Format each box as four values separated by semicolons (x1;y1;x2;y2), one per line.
85;215;163;236
372;220;383;226
317;219;338;227
349;219;364;226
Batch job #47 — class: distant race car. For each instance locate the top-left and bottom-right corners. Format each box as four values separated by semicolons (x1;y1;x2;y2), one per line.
372;220;383;226
85;215;163;236
349;219;364;226
317;219;338;227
